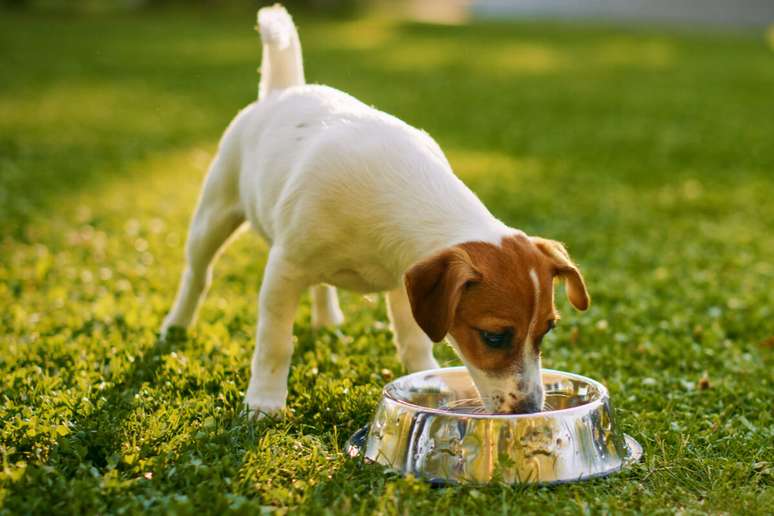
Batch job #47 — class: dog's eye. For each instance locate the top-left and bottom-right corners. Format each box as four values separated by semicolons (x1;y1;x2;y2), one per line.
479;329;513;349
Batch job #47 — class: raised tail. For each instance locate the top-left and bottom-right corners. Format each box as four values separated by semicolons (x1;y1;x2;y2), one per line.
257;4;305;99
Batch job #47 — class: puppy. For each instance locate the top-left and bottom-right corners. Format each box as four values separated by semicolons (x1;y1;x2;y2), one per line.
162;5;589;416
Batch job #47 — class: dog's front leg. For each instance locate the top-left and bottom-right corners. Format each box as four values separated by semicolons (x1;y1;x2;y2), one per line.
387;286;440;372
245;248;306;417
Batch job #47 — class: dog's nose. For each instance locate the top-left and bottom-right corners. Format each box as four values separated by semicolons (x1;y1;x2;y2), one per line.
502;390;545;414
504;399;543;414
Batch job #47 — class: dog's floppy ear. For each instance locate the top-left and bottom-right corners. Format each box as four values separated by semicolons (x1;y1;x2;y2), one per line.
404;247;482;342
531;237;590;311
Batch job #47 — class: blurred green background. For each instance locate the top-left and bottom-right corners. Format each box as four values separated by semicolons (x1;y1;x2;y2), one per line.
0;0;367;13
1;1;772;513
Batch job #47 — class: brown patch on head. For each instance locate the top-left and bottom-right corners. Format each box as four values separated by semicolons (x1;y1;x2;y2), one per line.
446;234;557;373
405;233;589;376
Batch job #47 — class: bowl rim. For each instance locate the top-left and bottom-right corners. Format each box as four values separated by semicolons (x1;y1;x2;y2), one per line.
381;366;609;420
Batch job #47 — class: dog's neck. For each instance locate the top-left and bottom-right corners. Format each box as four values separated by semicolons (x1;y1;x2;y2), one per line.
393;196;517;274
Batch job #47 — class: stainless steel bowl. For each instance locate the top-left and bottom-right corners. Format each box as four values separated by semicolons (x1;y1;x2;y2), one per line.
347;367;641;485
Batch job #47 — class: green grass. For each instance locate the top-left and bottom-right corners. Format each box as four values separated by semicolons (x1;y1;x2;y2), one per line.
1;6;773;514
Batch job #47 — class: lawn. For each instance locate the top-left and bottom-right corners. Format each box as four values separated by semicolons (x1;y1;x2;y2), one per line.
1;6;773;514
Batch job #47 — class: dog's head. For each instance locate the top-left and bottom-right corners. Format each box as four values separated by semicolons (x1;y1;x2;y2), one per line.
405;233;589;414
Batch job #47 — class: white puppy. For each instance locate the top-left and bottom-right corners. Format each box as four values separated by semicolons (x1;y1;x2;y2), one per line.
162;5;590;416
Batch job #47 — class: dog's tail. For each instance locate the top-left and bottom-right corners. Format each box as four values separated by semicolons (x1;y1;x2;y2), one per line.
257;4;305;100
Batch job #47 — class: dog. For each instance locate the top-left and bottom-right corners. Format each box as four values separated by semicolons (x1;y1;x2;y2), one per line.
161;4;590;416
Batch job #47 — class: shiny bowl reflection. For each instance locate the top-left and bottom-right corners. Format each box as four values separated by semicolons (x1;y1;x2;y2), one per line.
347;367;641;485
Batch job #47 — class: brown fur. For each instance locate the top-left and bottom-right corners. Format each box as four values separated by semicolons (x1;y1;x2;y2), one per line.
405;233;589;374
404;247;482;343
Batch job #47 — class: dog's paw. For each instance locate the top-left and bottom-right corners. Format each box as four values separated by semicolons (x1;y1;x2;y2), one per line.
244;396;287;420
159;321;187;342
244;385;288;420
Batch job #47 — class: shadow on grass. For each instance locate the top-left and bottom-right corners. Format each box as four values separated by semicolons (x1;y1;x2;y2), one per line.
2;322;367;512
1;329;189;511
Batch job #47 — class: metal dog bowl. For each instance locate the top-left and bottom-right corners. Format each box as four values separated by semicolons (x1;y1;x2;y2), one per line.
347;367;641;485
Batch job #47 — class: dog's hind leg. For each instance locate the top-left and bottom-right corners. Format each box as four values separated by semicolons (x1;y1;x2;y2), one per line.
245;247;307;416
387;286;440;372
310;284;344;328
162;151;244;335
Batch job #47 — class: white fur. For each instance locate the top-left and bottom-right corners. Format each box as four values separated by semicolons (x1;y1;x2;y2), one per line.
447;336;544;414
258;4;304;99
161;5;517;416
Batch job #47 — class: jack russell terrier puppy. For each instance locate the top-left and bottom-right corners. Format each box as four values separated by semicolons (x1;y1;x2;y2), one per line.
162;5;590;416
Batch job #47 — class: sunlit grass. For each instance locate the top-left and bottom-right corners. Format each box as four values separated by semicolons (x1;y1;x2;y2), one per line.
447;148;544;190
365;25;674;75
0;82;200;142
593;38;673;67
380;39;459;70
482;42;565;74
313;17;398;50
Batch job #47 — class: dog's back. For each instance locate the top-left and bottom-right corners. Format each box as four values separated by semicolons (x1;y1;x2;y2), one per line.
234;84;470;290
225;6;504;291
